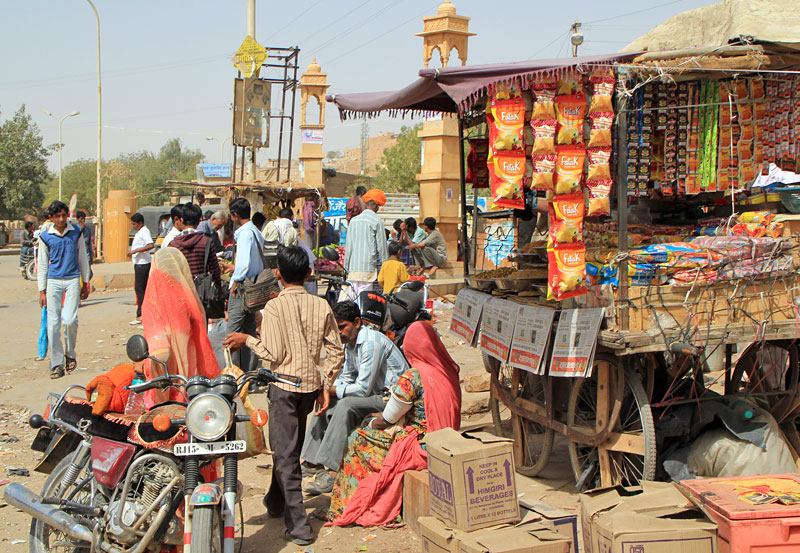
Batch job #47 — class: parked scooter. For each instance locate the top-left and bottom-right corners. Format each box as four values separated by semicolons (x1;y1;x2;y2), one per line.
4;335;299;553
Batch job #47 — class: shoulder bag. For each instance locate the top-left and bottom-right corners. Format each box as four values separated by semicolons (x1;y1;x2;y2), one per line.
194;234;226;319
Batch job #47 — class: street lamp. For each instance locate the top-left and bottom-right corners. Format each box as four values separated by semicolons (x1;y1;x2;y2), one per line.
86;0;102;257
206;136;232;162
42;109;80;201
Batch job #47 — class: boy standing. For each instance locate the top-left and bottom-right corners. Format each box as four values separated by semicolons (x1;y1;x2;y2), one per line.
377;241;409;294
223;246;343;545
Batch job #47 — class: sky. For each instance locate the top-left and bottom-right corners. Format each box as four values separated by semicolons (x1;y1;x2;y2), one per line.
2;0;716;173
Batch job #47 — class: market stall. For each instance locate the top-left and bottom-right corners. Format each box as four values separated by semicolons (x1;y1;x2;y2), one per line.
328;47;800;489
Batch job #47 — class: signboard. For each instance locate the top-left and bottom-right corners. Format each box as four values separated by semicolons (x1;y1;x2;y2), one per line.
509;306;556;375
324;197;347;219
196;163;232;184
484;221;514;266
233;78;271;148
549;308;604;377
232;36;267;78
449;289;491;346
480;299;519;363
301;128;323;144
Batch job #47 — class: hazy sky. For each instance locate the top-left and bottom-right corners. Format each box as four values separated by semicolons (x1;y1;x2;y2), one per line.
2;0;715;171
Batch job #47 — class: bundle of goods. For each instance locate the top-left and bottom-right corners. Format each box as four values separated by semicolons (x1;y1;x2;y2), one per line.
694;211;784;238
466;138;490;188
313;245;344;272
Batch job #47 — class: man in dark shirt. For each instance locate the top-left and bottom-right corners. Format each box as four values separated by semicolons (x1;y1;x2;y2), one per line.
169;203;222;289
346;185;367;222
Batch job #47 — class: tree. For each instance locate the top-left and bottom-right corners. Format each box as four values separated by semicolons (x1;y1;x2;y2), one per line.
371;124;422;193
326;150;342;159
43;159;97;211
0;105;49;218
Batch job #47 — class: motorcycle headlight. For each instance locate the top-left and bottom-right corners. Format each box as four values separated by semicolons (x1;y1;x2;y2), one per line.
185;393;233;441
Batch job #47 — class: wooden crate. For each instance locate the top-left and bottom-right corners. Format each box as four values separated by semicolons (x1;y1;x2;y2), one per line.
402;469;431;537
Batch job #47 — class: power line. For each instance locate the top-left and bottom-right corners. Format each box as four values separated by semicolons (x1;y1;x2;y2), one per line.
297;0;375;46
268;0;326;42
584;0;688;25
526;30;571;60
309;0;405;53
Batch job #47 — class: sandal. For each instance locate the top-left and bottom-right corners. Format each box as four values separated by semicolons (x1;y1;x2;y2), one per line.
50;365;65;379
65;357;77;373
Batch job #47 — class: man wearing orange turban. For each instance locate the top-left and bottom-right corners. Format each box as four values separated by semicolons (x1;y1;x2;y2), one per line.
343;189;389;301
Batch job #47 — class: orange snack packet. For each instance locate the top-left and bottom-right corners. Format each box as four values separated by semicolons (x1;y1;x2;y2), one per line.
489;152;526;210
531;119;557;155
488;97;525;154
549;193;584;244
557;74;583;96
531;154;556;190
587;148;611;181
531;88;556;120
586;180;612;216
555;146;586;195
556;95;587;145
588;113;613;147
589;81;614;114
547;242;587;300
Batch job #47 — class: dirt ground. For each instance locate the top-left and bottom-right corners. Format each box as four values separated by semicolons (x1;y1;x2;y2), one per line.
0;255;580;553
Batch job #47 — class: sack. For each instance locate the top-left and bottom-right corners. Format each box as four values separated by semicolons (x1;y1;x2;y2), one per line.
239;268;281;313
194;234;226;319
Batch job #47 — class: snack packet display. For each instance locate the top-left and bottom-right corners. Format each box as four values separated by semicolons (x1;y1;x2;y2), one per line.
554;146;586;195
557;74;583;96
531;154;556;189
549;193;584;244
587;147;611;181
547;242;587;300
588;112;613;147
489;152;526;209
488;97;525;154
590;81;614;114
531;88;556;120
586;179;612;216
531;119;557;154
556;95;587;145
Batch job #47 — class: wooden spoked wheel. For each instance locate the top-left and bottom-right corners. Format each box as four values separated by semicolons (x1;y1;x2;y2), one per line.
567;355;656;490
485;353;555;476
726;340;799;423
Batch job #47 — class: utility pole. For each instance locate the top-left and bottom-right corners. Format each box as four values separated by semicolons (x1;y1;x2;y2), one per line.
42;110;80;202
86;0;103;258
360;120;369;175
246;0;258;181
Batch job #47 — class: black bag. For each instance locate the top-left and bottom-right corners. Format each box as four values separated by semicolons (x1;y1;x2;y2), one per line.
194;234;226;319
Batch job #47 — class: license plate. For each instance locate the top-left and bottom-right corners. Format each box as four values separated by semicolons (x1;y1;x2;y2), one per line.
174;440;246;456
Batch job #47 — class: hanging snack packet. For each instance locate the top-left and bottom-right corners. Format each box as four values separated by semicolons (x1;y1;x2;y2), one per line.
489;152;526;209
557;73;583;95
587;148;611;181
531;119;557;155
549;193;584;244
531;88;556;120
588;113;613;147
547;242;587;300
556;95;587;145
555;146;586;195
586;180;612;216
590;80;614;114
488;97;525;154
531;154;556;190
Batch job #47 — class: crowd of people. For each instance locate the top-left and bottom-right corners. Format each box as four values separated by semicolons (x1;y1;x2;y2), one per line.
33;189;461;545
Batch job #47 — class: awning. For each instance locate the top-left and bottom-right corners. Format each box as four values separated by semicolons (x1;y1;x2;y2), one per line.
326;52;638;119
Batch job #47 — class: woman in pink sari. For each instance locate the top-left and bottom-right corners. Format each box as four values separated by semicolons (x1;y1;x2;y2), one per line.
327;321;461;526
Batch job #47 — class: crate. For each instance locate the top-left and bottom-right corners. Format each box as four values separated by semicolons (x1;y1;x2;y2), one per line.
612;275;799;332
681;474;800;553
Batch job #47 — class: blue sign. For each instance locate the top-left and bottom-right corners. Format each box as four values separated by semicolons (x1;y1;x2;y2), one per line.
196;163;232;181
324;197;347;218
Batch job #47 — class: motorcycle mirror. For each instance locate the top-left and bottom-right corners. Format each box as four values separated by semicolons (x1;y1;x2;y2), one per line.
321;247;340;262
126;335;150;363
405;280;424;292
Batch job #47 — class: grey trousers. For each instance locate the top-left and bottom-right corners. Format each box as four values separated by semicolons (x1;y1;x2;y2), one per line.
226;292;258;372
412;246;445;269
300;394;385;471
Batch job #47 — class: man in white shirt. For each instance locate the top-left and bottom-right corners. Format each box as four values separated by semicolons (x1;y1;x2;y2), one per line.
262;207;299;246
129;213;154;325
160;204;184;248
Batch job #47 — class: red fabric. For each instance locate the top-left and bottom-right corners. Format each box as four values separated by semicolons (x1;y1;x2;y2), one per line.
346;196;364;222
327;321;461;527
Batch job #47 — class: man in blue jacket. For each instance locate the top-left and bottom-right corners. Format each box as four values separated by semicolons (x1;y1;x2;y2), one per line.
38;201;91;378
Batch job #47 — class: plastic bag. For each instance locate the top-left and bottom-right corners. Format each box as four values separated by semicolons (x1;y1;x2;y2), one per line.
555;95;587;145
554;146;585;195
531;154;556;190
489;152;526;209
531;119;557;155
488;97;525;154
548;194;584;244
547;242;587;300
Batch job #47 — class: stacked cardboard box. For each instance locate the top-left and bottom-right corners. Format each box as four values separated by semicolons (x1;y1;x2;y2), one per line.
418;428;573;553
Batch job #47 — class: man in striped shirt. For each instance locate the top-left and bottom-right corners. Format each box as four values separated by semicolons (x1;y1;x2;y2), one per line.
224;246;343;546
343;189;389;299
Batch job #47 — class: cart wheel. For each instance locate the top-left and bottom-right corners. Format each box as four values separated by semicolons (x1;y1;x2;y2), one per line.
485;354;554;476
726;340;799;423
567;356;656;490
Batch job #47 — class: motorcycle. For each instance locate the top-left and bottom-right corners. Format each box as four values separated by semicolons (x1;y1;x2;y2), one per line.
5;335;300;553
21;242;37;281
318;247;429;346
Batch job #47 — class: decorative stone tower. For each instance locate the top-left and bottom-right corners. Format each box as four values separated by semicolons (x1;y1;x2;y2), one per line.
297;57;330;188
415;1;474;267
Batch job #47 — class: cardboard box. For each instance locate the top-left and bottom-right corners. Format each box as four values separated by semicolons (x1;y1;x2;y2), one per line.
426;428;520;532
519;502;579;553
419;516;571;553
580;481;717;553
404;469;432;537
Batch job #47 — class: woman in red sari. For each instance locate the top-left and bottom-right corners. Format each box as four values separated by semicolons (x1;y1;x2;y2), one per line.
327;321;461;526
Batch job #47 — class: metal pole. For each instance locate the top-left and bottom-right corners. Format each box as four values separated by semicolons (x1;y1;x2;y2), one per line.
87;0;102;258
458;117;469;276
58;119;63;202
615;95;629;331
246;0;257;181
285;47;299;181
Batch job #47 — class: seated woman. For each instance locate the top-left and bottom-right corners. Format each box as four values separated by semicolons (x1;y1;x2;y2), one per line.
327;321;461;526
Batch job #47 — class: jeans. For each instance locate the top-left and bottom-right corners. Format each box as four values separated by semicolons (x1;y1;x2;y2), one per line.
227;291;258;372
133;263;151;318
46;278;81;370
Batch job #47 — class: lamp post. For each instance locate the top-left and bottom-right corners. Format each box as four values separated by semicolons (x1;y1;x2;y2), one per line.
42;110;80;202
206;136;232;162
86;0;102;257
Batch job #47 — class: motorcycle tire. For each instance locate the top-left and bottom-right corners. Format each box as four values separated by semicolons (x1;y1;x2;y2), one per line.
29;455;94;553
25;259;36;281
191;505;222;553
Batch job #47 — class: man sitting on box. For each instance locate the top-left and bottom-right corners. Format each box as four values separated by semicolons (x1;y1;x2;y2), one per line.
301;300;408;495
